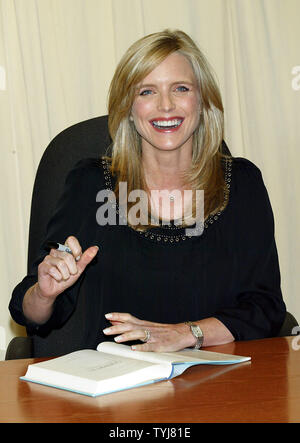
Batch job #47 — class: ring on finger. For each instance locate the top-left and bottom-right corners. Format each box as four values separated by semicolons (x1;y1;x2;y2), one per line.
141;329;151;343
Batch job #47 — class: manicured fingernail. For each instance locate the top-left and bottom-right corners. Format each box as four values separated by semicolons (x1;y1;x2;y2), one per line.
103;328;111;334
75;255;81;261
131;346;136;350
105;313;113;319
114;336;121;342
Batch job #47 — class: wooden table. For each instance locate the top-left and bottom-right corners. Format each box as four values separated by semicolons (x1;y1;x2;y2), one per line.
1;337;300;423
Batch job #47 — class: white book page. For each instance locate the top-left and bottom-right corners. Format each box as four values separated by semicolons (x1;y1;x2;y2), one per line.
97;342;250;365
25;349;162;382
23;349;172;396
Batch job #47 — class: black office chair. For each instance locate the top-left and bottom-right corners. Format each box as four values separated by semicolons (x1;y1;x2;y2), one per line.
7;115;111;359
5;115;298;359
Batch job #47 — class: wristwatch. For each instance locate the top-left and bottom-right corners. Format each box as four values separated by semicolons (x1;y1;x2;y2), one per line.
185;322;204;349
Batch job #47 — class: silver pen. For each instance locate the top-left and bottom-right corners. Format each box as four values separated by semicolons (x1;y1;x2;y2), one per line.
46;241;83;261
46;241;72;254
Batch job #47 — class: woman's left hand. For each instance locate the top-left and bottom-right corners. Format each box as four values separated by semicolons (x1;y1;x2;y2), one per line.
103;312;194;352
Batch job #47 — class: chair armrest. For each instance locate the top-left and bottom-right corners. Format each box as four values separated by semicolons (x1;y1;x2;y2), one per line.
5;336;33;360
277;311;299;337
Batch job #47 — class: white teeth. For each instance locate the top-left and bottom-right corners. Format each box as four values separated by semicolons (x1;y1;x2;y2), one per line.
152;119;182;128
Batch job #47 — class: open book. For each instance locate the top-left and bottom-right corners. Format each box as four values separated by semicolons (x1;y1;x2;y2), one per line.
21;341;251;397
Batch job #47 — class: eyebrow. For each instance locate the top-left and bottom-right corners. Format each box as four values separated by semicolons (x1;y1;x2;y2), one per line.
138;80;196;88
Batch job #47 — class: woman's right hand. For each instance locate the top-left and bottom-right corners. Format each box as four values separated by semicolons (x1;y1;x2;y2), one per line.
37;236;99;301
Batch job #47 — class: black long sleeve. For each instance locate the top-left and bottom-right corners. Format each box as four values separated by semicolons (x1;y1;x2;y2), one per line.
214;158;284;339
9;158;104;334
9;156;286;356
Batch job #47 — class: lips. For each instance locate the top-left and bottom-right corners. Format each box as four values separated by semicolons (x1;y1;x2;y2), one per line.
150;117;184;132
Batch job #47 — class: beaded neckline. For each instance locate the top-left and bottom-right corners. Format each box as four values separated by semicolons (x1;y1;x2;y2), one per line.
100;156;232;244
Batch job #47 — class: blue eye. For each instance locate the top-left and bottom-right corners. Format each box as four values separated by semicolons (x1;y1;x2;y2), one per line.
176;86;189;92
140;89;153;96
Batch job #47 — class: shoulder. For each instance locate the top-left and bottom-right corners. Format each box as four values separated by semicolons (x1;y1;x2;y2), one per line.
231;156;262;178
65;157;106;188
229;157;265;194
71;157;104;172
229;156;274;226
57;158;111;209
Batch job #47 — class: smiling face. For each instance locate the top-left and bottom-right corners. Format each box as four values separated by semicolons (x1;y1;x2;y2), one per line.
130;52;201;155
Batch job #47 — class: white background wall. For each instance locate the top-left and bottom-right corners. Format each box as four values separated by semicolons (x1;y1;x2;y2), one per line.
0;0;299;357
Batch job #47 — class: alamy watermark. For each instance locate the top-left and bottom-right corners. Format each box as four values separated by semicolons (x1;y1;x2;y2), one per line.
291;66;300;91
0;66;6;91
291;326;300;350
95;182;204;237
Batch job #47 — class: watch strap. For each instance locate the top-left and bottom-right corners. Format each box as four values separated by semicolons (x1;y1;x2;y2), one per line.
185;321;204;349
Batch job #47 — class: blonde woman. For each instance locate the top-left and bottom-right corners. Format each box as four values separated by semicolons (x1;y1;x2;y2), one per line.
10;30;285;356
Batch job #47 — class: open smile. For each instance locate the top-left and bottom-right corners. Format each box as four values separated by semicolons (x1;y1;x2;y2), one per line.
150;117;184;132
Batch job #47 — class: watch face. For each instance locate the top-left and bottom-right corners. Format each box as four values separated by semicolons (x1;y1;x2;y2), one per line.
191;325;203;338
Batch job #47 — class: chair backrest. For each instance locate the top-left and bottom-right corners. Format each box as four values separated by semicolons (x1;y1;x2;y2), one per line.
26;115;231;357
27;115;111;273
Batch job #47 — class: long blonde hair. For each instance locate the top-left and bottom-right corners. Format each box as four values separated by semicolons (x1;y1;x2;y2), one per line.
107;29;227;228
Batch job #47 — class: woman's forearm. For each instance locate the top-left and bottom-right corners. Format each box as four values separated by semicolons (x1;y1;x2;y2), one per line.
195;317;235;347
22;283;55;325
103;312;235;352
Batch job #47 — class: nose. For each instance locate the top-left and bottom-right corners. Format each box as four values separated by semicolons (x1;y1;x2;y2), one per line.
157;91;175;113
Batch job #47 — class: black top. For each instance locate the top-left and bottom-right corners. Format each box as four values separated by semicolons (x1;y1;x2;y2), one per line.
9;156;286;356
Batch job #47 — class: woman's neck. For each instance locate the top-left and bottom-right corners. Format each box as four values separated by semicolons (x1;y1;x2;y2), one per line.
142;148;192;191
141;148;194;223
